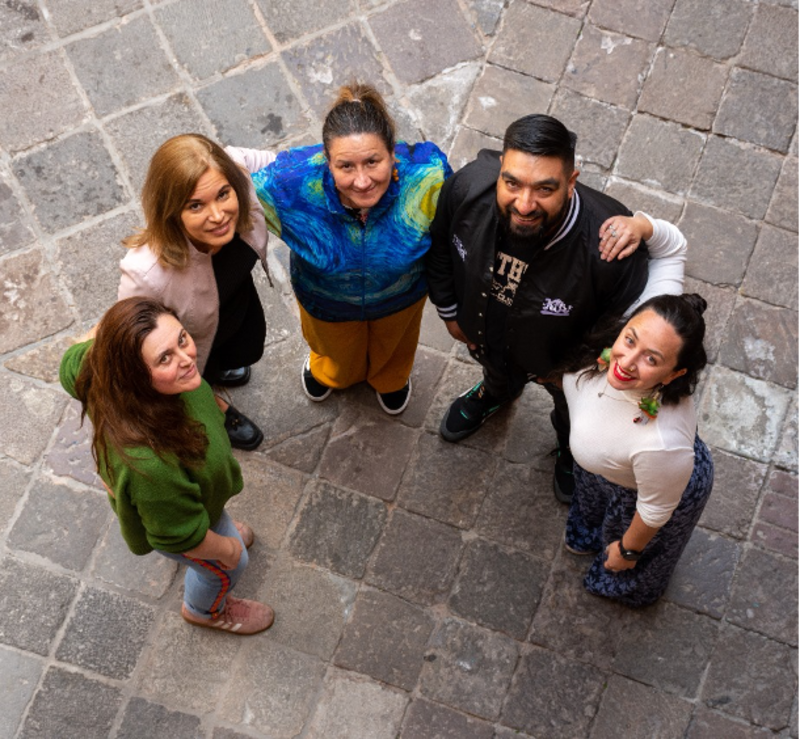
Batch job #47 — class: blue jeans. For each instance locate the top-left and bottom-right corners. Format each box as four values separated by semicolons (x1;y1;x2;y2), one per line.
156;510;248;619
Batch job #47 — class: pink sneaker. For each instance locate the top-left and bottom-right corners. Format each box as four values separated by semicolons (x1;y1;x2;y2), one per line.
181;597;274;635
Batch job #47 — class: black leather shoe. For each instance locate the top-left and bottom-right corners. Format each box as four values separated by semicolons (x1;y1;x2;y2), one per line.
224;405;263;451
215;367;251;387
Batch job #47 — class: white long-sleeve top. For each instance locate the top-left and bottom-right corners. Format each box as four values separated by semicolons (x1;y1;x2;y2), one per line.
627;211;687;315
563;370;696;528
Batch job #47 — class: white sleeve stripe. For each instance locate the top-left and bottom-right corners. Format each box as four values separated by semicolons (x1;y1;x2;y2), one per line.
436;304;458;319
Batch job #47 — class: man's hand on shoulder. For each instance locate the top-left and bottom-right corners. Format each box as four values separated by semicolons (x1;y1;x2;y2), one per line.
598;213;654;262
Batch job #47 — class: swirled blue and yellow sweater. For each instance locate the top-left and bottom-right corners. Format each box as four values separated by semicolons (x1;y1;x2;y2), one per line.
251;141;452;322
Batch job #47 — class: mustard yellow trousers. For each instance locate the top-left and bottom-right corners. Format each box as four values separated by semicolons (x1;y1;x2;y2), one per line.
298;296;426;394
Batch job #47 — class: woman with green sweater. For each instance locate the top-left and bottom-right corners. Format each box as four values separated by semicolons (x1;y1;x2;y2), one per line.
60;297;273;635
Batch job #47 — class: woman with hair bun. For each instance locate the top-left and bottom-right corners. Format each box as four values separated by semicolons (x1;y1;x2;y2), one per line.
232;82;452;415
560;293;714;607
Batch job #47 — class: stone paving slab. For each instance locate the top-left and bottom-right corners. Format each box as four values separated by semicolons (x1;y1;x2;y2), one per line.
0;0;796;737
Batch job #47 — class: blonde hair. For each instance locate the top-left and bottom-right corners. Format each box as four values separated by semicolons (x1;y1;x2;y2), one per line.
124;134;254;268
322;82;396;157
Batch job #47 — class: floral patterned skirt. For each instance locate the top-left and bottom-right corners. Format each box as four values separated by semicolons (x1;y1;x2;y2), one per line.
564;435;714;608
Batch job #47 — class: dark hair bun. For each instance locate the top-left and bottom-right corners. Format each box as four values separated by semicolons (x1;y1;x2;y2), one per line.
683;293;707;317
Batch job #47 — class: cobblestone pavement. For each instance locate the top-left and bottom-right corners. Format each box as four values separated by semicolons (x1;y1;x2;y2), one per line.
0;1;797;737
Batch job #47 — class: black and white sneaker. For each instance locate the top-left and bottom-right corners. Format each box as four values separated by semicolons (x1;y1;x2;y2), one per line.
376;379;412;415
301;355;332;401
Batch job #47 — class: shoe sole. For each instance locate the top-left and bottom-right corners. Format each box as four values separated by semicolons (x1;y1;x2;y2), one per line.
563;541;599;556
301;356;332;402
376;378;412;415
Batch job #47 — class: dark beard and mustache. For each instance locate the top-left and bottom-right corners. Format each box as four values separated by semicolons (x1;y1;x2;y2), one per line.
500;196;570;249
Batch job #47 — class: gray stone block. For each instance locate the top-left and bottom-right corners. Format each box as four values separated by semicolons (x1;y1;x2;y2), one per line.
718;298;797;389
0;458;31;536
664;0;753;60
0;377;68;465
45;401;101;487
754;475;798;559
448;126;501;172
501;645;604;737
8;479;109;572
397;432;494;528
466;0;506;36
198;61;304;149
592;675;694;738
12;131;127;233
687;706;775;739
739;4;799;82
256;0;352;44
697;366;792;463
419;618;518;720
0;173;35;255
465;65;555;141
699;448;767;539
476;461;567;560
400;698;493;739
137;611;240;711
766;157;799;232
5;333;81;384
117;698;202;739
617;115;705;195
639;47;728;131
318;406;418;500
288;479;386;578
550;88;630;169
564;25;654;109
603;180;684;223
670;525;741;614
366;509;462;605
408;64;481;152
588;0;673;41
259;555;356;660
0;51;86;153
684;278;736;363
56;586;155;678
690;136;782;220
226;455;307;551
742;225;798;309
56;211;139;322
490;2;580;84
90;523;178;599
702;624;796;730
156;0;269;81
774;395;798;472
218;638;326;736
613;602;720;696
67;16;179;117
0;558;78;654
0;249;73;353
370;0;482;86
304;669;407;739
106;94;211;193
282;23;388;118
0;1;48;62
334;588;435;690
530;558;629;670
264;422;331;473
727;547;798;645
19;667;122;739
47;0;142;37
529;0;589;16
715;68;798;153
679;201;758;286
448;538;547;639
501;383;562;469
0;645;42;739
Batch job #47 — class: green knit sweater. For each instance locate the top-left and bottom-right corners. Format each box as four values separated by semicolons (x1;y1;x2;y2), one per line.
59;341;243;555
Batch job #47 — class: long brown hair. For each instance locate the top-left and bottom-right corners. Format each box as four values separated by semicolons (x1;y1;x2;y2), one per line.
123;134;254;268
75;298;208;481
322;82;396;157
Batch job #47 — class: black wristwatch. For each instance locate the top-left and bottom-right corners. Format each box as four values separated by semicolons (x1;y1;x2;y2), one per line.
618;540;643;561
